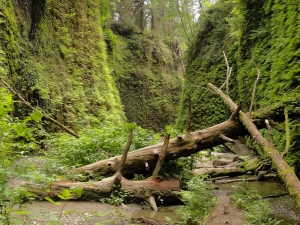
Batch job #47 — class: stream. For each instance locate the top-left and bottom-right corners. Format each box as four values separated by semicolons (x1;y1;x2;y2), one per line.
131;178;300;224
14;178;300;224
213;178;300;224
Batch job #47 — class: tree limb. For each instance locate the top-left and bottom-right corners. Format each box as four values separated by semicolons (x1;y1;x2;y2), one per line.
208;82;300;208
265;119;273;146
281;107;290;158
152;134;170;177
249;61;261;117
1;79;80;138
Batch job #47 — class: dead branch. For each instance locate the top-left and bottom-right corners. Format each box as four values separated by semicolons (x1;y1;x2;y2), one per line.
208;82;300;208
265;119;273;146
229;104;242;120
281;107;290;158
116;130;133;174
249;61;261;117
186;94;192;133
152;134;170;176
72;118;254;177
223;51;232;96
219;134;235;143
1;79;80;138
212;177;257;183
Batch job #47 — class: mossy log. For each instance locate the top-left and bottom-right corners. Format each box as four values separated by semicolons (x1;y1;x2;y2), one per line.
208;83;300;208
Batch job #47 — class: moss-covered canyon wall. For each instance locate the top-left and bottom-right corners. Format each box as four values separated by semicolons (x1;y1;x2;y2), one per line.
0;0;182;132
178;0;300;164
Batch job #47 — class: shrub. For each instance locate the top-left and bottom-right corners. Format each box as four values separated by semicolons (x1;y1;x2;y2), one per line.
177;176;217;225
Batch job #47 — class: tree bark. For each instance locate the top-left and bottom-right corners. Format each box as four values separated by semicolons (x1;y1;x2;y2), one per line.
208;83;300;208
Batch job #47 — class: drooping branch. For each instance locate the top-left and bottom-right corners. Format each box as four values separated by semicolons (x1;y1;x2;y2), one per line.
1;79;80;138
208;82;300;208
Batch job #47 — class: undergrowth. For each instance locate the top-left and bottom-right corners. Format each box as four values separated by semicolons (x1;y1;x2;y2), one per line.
231;177;282;225
177;176;217;225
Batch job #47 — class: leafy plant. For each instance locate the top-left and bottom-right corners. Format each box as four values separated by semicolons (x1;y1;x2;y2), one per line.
231;178;282;225
44;186;83;224
0;88;44;224
45;123;161;169
100;184;131;205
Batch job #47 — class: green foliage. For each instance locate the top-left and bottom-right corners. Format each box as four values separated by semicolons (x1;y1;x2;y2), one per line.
177;176;217;224
1;0;126;132
231;178;282;225
178;0;300;167
45;123;161;169
100;184;131;205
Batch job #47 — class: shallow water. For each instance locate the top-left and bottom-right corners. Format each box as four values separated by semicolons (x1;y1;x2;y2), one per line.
132;179;300;224
211;178;300;224
131;205;183;223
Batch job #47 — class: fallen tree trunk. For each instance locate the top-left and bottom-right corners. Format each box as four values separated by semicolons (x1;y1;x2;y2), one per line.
37;133;182;208
72;119;261;177
208;83;300;208
194;158;259;177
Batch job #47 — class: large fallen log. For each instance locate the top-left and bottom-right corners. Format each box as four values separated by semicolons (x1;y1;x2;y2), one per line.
208;83;300;208
37;133;181;209
72;119;262;177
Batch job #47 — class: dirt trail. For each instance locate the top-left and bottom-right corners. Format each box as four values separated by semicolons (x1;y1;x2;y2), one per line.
204;194;244;225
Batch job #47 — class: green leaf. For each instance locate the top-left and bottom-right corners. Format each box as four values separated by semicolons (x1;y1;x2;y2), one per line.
63;210;75;215
30;110;43;122
61;188;72;199
70;186;83;197
44;222;60;225
44;197;61;206
15;210;28;215
57;194;67;200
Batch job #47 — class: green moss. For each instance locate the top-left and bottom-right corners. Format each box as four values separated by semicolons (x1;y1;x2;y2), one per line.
1;0;126;131
108;32;183;132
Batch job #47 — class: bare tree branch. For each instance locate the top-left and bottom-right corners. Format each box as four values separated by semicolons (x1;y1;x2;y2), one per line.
249;61;261;117
1;79;80;138
281;107;290;158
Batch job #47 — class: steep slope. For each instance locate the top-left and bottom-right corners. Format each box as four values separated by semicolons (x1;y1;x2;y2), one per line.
107;30;183;132
1;0;126;132
0;1;182;133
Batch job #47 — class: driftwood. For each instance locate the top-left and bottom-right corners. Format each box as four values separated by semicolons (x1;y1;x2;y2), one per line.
208;82;300;208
